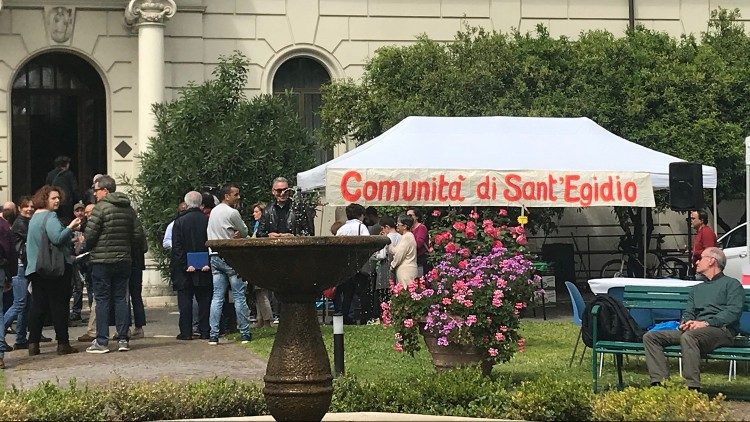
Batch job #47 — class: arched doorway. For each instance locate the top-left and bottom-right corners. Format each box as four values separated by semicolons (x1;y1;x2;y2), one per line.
272;56;331;165
11;52;106;200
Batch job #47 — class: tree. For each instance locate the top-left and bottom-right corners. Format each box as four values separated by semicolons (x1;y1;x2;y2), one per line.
131;52;317;274
319;9;750;247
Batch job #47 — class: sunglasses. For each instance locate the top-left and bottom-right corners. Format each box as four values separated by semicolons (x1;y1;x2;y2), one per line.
273;188;289;194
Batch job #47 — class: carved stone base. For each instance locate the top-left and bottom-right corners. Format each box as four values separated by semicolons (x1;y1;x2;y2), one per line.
263;301;332;421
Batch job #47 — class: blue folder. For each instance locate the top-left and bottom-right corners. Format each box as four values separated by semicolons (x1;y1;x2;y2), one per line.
187;252;209;269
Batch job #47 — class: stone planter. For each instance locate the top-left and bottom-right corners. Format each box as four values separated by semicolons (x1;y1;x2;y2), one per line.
422;332;494;376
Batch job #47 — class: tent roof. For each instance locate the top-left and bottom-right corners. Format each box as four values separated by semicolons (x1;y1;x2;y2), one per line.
297;116;717;191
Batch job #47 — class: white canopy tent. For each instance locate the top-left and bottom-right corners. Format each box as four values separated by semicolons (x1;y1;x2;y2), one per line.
298;116;717;207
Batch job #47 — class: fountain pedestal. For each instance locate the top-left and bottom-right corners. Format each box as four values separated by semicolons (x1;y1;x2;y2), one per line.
206;236;390;421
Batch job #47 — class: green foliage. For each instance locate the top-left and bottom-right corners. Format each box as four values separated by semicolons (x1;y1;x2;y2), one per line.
132;51;317;274
508;376;594;421
320;8;750;232
592;379;729;421
330;370;512;417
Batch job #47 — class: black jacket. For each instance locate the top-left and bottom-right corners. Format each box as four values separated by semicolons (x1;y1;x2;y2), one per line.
45;167;78;222
0;218;17;277
257;200;314;237
171;208;212;290
11;215;29;267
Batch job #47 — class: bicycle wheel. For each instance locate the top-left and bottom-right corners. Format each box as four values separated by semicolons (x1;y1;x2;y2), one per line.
656;257;688;279
600;259;626;278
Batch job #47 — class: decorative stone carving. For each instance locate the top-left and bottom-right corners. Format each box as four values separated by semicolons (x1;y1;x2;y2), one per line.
46;6;76;43
125;0;177;26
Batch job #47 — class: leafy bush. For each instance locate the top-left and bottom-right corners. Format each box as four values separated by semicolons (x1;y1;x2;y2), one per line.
592;379;729;421
330;370;512;418
508;376;594;421
1;380;108;422
131;51;317;275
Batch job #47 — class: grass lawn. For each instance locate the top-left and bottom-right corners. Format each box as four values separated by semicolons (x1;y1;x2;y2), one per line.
244;319;750;397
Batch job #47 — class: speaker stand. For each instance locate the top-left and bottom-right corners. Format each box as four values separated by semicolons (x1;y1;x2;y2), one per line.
686;212;694;278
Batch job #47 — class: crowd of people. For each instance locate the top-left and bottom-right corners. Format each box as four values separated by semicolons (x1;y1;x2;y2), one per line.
0;157;148;368
0;159;431;368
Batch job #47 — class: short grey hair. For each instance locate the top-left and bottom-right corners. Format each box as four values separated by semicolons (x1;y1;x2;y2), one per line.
97;175;116;192
703;246;726;270
184;191;202;209
271;177;288;187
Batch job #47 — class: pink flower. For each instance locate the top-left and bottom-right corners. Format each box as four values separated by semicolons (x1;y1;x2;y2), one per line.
482;219;494;228
445;242;458;253
458;248;470;257
488;347;498;357
516;225;525;234
469;209;479;220
394;342;403;352
442;297;452;305
516;234;527;246
466;314;477;325
437;336;449;346
458;260;468;269
429;268;439;280
495;332;506;342
465;228;476;239
518;337;526;353
432;209;441;217
493;240;504;250
403;318;414;328
463;300;474;308
452;222;466;232
498;209;508;216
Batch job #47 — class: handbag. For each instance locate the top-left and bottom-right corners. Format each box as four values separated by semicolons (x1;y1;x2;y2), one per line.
36;212;66;278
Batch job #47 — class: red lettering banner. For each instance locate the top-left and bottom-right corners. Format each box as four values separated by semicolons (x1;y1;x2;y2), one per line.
326;169;655;207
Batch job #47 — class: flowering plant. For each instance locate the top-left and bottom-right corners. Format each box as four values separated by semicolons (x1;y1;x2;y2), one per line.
381;208;539;364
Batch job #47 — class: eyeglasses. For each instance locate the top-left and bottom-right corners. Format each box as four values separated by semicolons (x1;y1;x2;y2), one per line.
273;188;289;194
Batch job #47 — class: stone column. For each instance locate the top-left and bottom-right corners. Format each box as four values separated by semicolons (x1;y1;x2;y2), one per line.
125;0;176;151
125;1;177;304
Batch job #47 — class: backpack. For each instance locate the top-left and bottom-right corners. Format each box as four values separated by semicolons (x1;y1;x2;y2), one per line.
581;294;645;347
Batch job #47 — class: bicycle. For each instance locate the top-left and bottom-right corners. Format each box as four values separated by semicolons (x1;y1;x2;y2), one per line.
599;234;688;279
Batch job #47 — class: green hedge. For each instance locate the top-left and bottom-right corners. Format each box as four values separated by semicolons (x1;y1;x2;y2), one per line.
0;374;728;421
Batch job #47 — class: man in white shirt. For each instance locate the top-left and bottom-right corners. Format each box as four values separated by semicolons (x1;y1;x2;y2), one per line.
335;203;370;324
206;183;250;345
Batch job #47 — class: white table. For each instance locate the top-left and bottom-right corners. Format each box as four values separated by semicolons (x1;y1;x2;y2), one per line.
588;277;701;295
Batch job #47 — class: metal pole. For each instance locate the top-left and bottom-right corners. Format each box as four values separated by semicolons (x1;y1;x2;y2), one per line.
745;137;750;275
712;188;718;233
333;313;345;377
643;208;647;277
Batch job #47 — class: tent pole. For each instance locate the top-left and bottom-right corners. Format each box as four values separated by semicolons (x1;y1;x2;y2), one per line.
712;188;717;232
643;208;647;278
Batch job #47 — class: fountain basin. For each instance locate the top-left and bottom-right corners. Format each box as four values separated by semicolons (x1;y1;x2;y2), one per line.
206;236;390;421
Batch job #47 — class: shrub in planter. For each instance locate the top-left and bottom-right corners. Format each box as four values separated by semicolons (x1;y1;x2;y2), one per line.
591;379;729;421
508;376;594;421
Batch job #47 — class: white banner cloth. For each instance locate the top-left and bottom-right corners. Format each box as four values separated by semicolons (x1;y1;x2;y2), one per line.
326;169;655;207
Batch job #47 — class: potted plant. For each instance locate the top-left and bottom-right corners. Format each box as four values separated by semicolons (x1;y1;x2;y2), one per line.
381;208;539;375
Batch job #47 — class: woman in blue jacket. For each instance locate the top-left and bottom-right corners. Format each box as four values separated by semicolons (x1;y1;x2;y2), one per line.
25;185;81;356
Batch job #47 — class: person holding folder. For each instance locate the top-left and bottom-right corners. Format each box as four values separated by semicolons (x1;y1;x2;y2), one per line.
172;191;212;340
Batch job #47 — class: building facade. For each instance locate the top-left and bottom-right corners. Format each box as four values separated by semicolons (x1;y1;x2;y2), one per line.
0;0;746;300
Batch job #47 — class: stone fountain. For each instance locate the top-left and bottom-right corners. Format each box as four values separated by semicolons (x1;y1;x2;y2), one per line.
206;236;390;421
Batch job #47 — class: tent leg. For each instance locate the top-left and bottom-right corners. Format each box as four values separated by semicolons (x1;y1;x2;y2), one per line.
643;208;647;277
712;188;717;233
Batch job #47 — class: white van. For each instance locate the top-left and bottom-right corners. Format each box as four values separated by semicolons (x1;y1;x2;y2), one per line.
718;222;747;282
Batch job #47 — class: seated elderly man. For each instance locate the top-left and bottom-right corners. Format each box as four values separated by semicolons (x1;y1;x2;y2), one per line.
643;246;744;391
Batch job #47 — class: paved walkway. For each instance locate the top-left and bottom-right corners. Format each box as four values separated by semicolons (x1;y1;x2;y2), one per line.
3;306;267;390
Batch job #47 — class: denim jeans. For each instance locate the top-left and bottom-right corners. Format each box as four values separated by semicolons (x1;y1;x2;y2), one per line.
91;262;131;346
3;264;29;345
209;256;250;338
69;265;85;316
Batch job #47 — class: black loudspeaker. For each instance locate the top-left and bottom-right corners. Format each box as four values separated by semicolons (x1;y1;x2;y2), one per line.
669;162;703;211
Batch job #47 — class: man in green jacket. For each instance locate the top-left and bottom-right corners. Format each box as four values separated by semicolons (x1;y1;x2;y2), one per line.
83;175;147;354
643;246;744;390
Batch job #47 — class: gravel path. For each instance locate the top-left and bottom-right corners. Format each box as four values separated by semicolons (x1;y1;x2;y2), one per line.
3;306;267;390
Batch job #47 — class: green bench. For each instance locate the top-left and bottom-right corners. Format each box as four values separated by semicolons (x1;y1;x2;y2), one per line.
591;285;750;392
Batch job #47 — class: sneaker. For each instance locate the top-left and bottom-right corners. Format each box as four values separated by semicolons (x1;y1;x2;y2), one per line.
13;342;29;350
208;337;219;345
86;340;110;354
40;335;52;343
272;317;279;325
131;327;144;339
118;340;130;352
240;334;252;344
